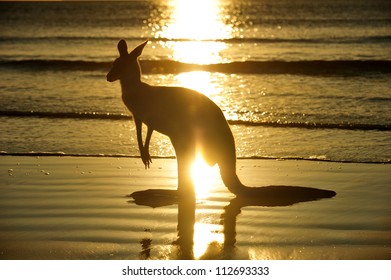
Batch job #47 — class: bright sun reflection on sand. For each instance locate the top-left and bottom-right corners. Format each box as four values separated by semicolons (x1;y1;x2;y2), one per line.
193;222;224;259
191;154;220;259
191;154;218;199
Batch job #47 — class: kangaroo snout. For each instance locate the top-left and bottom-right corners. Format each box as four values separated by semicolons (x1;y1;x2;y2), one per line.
106;73;115;82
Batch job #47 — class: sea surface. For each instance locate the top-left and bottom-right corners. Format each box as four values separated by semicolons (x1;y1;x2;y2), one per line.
1;0;391;163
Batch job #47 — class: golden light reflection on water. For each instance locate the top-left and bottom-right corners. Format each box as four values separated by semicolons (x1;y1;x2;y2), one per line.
158;0;231;41
154;0;233;258
166;41;228;64
193;221;224;259
156;0;232;64
175;71;222;100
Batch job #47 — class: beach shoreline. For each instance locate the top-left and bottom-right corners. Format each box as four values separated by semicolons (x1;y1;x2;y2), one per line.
0;156;390;260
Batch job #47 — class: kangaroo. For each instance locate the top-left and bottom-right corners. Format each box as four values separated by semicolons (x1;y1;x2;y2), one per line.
107;40;252;195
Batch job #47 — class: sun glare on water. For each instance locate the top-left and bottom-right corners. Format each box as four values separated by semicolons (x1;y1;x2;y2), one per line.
157;0;232;64
160;0;231;41
154;0;230;257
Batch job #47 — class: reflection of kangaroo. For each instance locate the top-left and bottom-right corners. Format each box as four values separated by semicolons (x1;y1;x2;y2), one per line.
107;40;251;195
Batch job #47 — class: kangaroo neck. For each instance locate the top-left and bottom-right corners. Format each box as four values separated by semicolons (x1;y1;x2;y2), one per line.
120;78;150;117
120;77;148;96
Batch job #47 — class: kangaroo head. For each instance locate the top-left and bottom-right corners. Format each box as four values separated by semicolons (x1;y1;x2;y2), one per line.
106;40;148;83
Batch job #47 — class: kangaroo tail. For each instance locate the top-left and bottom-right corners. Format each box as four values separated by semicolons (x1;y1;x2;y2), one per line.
220;162;252;195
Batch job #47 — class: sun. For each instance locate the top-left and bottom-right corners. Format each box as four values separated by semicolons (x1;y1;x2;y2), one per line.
191;154;218;199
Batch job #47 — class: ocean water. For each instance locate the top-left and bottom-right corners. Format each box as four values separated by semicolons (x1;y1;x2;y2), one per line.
1;0;391;163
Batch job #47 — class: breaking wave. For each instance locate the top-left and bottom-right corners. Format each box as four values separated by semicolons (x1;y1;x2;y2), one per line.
2;59;391;76
1;110;390;131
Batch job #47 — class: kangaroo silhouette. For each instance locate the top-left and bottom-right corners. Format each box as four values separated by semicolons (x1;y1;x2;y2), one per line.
107;40;252;195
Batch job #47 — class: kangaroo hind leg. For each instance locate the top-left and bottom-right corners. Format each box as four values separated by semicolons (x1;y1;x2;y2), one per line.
172;138;196;197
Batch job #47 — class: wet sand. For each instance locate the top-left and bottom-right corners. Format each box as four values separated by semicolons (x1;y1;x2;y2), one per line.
0;156;390;260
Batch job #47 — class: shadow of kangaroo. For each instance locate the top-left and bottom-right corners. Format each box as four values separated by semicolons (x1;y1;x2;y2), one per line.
106;40;270;195
129;186;336;259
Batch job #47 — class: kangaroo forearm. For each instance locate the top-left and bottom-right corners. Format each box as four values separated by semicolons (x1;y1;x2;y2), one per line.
144;128;153;152
135;118;144;153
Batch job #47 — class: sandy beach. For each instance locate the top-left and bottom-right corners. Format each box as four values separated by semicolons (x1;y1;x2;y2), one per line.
0;155;389;260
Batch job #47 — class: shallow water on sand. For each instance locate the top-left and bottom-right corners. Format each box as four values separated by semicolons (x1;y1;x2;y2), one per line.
1;156;390;260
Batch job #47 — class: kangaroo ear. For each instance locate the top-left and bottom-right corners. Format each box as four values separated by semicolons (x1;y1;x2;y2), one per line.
118;40;128;57
129;40;148;57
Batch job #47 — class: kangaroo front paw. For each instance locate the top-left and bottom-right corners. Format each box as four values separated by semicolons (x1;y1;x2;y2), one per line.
141;150;152;169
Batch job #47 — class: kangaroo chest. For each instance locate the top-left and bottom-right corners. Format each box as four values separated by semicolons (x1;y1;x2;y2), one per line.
122;92;171;133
